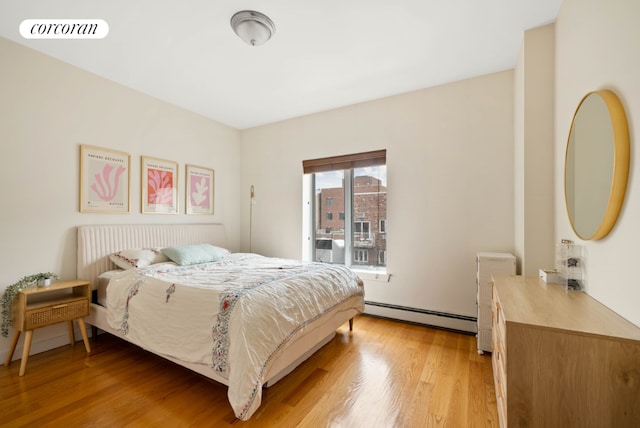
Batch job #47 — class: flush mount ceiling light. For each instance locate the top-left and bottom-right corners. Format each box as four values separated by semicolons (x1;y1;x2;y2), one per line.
230;10;275;46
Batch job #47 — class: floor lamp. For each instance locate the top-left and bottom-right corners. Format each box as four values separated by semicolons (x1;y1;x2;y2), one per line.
249;185;255;252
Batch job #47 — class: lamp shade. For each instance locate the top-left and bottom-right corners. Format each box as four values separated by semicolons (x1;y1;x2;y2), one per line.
230;11;275;46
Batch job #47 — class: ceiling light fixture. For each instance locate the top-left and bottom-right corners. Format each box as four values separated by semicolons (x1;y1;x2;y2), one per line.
230;10;275;46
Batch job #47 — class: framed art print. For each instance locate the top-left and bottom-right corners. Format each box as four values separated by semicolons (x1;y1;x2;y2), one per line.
141;156;178;214
80;145;130;213
186;164;214;215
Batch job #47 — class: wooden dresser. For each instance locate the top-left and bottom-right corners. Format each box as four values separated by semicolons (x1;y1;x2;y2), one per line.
491;274;640;427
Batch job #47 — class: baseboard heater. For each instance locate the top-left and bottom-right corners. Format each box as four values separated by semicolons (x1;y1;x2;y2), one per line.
364;300;476;334
365;300;476;322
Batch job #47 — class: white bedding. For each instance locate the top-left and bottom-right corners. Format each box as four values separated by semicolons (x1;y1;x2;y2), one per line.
105;253;364;420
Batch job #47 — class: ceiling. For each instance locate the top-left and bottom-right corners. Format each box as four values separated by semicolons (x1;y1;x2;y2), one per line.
0;1;562;129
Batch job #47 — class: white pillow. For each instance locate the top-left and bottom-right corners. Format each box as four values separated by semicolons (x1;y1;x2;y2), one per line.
97;269;124;279
109;248;169;269
162;244;230;266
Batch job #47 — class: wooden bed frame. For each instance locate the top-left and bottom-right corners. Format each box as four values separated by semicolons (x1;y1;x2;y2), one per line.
76;223;361;387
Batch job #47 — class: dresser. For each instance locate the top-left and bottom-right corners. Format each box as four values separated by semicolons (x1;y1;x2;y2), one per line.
491;275;640;427
476;252;515;354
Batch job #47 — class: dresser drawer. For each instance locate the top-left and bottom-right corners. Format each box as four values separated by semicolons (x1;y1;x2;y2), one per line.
492;338;507;427
492;287;506;350
491;283;508;428
492;339;506;392
23;298;89;330
494;317;506;360
492;289;503;327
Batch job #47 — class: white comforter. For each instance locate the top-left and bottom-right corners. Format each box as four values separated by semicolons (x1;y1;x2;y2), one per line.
106;253;364;420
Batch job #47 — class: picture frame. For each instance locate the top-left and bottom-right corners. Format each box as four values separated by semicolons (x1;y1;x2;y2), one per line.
185;164;214;215
79;145;131;213
141;156;178;214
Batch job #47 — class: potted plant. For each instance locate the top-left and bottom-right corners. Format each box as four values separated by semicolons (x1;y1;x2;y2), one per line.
1;272;59;337
38;272;56;287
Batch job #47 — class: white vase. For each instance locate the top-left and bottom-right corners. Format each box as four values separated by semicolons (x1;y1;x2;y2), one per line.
38;278;52;287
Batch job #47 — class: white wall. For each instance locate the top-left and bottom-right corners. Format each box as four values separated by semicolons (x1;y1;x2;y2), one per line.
241;71;515;331
5;0;637;363
556;0;640;326
0;37;242;359
514;24;556;276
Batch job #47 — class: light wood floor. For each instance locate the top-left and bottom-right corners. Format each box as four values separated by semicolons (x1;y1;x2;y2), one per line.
1;315;498;427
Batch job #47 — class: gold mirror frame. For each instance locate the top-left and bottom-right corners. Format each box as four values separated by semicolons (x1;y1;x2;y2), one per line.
564;89;630;240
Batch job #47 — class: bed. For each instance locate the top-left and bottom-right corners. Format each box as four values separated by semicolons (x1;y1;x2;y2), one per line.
77;223;364;420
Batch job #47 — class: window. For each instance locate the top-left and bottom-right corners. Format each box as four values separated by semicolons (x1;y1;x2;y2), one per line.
303;150;387;272
354;249;369;263
354;221;371;241
378;250;386;265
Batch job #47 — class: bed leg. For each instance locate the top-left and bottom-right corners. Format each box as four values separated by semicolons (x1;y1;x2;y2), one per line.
349;318;353;331
91;325;98;340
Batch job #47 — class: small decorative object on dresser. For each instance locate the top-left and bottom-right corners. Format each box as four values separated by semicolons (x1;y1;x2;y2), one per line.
476;252;515;354
37;272;56;287
538;269;562;284
556;239;585;291
3;279;91;376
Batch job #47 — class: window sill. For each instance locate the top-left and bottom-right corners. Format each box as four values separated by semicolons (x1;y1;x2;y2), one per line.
352;269;391;282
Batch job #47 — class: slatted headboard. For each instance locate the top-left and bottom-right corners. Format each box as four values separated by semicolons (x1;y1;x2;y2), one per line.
77;223;227;290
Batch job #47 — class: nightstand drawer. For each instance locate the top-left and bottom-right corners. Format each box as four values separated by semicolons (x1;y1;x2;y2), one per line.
23;298;89;329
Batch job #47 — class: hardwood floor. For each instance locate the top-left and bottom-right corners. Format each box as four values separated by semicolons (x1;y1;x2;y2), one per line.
1;315;498;427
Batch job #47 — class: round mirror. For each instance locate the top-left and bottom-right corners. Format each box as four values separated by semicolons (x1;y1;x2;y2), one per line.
564;90;630;240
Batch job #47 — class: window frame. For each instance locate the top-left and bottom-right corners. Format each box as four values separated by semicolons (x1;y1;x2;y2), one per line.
378;250;387;265
302;150;387;274
354;249;369;263
354;221;371;240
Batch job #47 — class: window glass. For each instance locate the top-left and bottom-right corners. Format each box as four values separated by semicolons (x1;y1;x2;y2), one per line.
311;164;386;270
313;170;345;264
352;166;386;268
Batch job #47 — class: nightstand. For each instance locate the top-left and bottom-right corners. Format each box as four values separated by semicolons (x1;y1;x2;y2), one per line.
4;280;91;376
